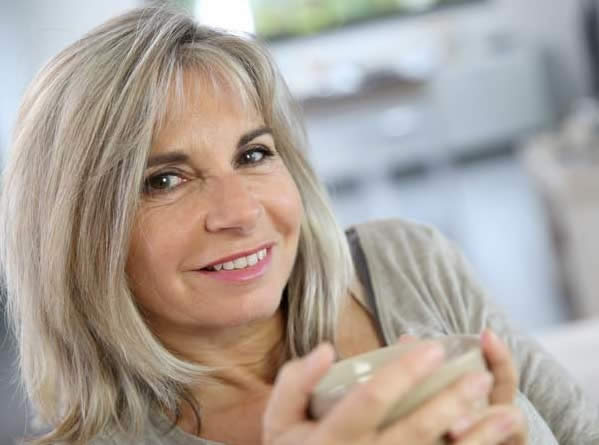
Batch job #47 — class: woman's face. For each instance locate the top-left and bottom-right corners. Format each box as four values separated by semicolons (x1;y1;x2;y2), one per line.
126;75;303;336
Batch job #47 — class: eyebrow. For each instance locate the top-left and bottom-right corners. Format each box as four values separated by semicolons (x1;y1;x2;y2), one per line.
146;126;273;169
238;126;272;147
146;152;189;168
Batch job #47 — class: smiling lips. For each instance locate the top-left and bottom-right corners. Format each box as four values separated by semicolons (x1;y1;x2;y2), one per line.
198;246;273;282
203;248;268;271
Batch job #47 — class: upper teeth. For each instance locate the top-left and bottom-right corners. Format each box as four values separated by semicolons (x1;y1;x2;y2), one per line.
212;248;267;271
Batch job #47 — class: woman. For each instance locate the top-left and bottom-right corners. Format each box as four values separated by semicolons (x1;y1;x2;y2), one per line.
0;5;596;445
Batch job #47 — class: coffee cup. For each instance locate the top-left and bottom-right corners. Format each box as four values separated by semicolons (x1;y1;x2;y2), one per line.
309;335;488;436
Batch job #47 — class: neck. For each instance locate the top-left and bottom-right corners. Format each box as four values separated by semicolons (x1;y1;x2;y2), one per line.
156;309;286;408
165;290;381;440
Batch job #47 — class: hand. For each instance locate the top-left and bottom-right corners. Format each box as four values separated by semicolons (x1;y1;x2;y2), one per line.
263;341;525;444
398;330;518;406
448;330;526;444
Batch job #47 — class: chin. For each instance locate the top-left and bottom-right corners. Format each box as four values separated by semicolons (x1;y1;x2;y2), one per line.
196;289;285;330
232;296;283;326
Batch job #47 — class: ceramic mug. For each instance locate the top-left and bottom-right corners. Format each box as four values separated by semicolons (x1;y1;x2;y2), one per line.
309;335;488;441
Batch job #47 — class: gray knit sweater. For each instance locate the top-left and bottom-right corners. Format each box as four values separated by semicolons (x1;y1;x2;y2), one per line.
96;219;599;444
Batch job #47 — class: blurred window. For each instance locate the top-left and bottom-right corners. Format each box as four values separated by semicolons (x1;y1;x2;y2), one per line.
179;0;485;39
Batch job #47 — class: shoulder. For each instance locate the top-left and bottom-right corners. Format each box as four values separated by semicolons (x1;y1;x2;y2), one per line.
350;218;450;252
347;218;478;336
350;217;439;241
349;218;460;271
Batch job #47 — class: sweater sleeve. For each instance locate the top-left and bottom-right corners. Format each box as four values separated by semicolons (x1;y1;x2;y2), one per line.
424;225;599;445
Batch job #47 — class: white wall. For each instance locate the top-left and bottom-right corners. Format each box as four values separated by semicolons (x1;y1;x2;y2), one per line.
0;0;143;159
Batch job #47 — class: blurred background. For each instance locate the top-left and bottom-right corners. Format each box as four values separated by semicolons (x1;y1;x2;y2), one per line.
2;0;599;442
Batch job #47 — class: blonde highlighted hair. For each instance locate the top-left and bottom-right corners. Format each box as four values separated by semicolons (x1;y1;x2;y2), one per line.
0;4;352;444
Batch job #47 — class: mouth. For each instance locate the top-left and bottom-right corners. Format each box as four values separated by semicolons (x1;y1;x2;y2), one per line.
201;246;269;272
196;245;274;282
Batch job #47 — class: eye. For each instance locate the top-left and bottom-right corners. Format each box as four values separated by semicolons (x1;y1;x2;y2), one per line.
237;145;274;166
144;172;185;193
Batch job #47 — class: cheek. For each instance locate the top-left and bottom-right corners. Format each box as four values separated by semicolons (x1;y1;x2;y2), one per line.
126;222;161;300
267;172;304;235
126;207;194;295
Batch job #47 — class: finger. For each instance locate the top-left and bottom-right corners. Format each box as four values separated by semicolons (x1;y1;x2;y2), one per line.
455;405;527;445
378;371;493;444
315;341;445;442
263;343;335;442
446;411;484;441
481;329;518;404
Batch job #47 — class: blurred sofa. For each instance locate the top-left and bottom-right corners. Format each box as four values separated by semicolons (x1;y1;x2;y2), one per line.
534;317;599;403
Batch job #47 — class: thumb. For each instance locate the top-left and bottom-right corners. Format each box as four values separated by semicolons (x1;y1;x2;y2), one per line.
263;343;335;440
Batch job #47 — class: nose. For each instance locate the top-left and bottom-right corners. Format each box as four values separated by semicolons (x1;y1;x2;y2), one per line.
204;174;262;234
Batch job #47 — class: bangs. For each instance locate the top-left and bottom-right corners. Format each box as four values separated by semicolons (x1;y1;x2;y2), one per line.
154;44;266;137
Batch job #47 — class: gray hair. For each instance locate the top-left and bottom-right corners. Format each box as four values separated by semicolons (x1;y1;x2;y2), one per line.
0;4;352;443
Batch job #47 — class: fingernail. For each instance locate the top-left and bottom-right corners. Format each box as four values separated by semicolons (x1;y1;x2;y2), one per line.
482;329;499;345
398;334;417;343
307;343;332;370
466;372;492;399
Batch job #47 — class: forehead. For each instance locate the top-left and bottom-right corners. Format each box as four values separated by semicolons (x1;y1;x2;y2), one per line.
152;69;265;150
164;68;261;124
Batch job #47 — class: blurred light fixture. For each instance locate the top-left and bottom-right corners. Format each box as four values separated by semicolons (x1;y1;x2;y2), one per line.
195;0;255;35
